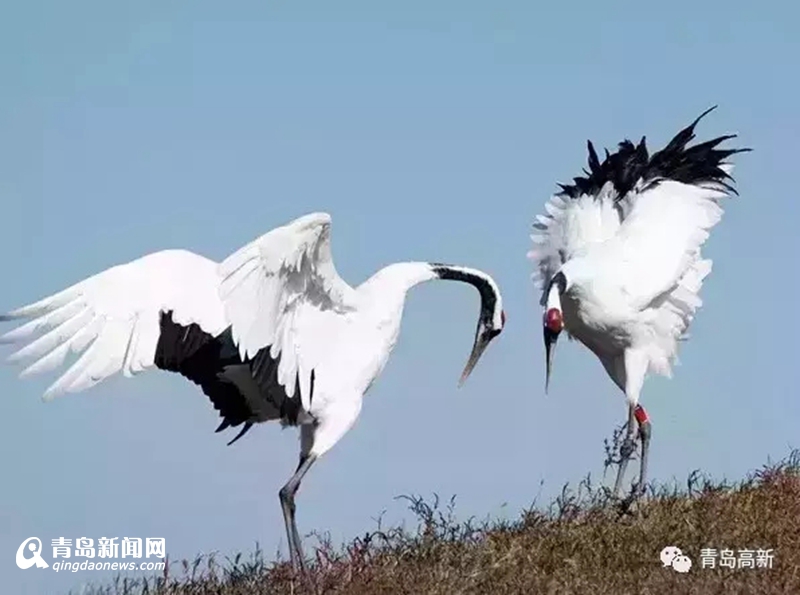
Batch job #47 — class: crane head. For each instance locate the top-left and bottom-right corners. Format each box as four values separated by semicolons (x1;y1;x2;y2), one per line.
543;271;567;394
544;308;563;394
458;308;505;387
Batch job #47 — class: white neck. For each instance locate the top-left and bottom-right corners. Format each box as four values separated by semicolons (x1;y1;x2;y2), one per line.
357;262;438;297
546;283;562;311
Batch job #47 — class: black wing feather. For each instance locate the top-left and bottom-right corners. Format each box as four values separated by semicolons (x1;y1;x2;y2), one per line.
154;311;311;443
154;311;255;444
556;106;750;201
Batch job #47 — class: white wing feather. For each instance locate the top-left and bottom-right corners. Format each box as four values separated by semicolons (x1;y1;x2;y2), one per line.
608;177;730;310
0;250;227;400
528;183;622;299
217;212;356;401
598;174;734;373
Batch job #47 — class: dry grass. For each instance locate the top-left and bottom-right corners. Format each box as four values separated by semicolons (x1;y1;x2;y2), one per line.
80;450;800;595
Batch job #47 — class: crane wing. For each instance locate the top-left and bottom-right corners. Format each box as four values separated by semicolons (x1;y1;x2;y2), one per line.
571;108;748;312
595;166;743;376
606;175;733;311
217;212;356;406
534;108;747;311
528;148;623;304
0;250;228;400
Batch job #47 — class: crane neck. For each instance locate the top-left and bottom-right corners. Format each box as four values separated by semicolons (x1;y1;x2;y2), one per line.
357;262;438;297
546;284;562;311
429;263;503;329
356;262;502;328
545;271;567;311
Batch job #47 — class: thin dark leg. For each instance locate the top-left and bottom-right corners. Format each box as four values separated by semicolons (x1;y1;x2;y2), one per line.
634;405;652;497
612;405;637;498
289;499;304;564
279;453;316;574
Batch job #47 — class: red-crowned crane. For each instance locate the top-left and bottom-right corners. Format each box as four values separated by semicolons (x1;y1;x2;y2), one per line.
1;212;505;573
528;107;748;500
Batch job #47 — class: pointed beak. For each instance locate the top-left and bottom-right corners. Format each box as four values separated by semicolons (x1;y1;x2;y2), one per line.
544;327;558;394
458;327;497;387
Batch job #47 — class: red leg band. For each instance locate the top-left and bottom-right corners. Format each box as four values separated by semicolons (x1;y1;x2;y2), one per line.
634;405;650;425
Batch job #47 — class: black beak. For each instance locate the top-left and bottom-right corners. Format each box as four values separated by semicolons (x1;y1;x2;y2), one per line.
459;326;498;387
544;326;559;394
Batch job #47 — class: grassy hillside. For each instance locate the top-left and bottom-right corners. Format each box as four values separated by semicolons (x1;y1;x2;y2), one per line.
82;452;800;595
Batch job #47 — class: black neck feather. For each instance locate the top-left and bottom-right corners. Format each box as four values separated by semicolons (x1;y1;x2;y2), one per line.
429;263;497;326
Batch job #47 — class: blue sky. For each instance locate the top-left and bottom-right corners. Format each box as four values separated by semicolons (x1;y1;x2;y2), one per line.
1;1;797;593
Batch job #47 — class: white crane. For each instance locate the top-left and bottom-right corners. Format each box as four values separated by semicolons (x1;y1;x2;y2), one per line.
527;107;748;501
0;212;505;573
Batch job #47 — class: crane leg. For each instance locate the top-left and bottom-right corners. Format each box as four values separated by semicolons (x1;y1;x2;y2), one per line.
634;405;651;497
279;453;317;574
612;404;637;498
